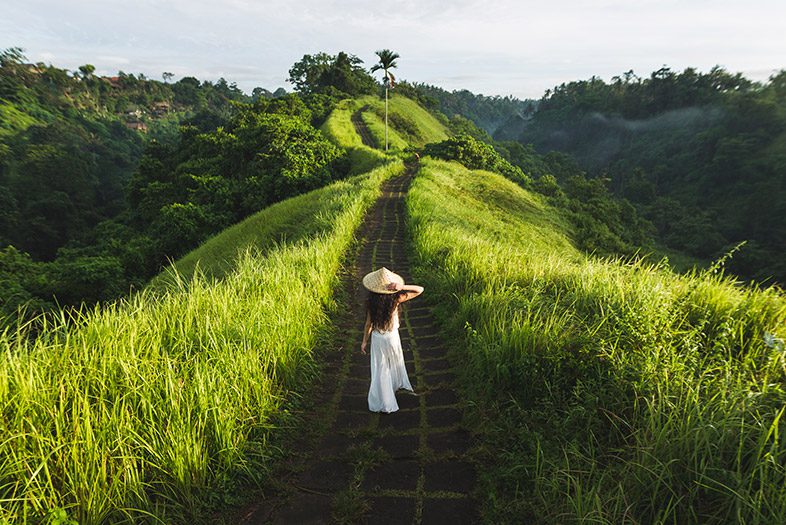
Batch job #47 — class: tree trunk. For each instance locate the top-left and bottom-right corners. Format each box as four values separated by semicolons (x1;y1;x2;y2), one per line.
385;87;389;151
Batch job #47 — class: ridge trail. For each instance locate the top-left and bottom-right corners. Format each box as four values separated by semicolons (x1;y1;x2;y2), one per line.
241;162;477;524
351;106;376;149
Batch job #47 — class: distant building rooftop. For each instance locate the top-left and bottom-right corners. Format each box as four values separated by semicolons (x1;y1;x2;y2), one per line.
125;121;148;132
101;76;122;88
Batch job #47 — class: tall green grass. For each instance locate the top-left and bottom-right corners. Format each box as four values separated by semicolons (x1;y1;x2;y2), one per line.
407;158;786;524
0;160;403;523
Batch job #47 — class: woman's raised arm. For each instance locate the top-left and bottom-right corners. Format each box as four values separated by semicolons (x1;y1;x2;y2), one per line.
386;282;424;303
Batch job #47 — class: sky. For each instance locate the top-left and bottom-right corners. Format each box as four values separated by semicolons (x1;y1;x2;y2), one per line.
2;0;785;100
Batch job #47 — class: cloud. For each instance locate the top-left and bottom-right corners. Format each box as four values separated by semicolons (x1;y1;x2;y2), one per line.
96;55;131;66
1;0;784;98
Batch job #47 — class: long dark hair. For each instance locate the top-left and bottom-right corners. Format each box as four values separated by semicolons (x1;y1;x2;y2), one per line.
367;291;404;332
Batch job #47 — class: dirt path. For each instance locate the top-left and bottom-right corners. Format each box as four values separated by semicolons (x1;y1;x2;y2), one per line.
351;106;376;149
240;163;477;524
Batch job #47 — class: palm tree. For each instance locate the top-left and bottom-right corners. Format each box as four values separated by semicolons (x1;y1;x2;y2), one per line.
370;49;399;151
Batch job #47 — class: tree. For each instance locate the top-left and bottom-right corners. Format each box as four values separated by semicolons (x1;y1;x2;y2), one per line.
162;71;174;83
78;64;95;80
287;52;375;96
370;49;399;151
288;53;334;94
252;87;273;100
0;47;26;67
319;52;376;96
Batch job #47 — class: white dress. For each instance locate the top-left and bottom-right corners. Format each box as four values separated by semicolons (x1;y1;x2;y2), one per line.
368;309;413;413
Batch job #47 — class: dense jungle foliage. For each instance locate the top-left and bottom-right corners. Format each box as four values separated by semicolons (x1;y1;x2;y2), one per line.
3;48;782;328
406;81;535;135
494;67;786;284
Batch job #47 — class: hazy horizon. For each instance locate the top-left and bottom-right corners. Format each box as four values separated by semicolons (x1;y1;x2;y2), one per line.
2;0;785;100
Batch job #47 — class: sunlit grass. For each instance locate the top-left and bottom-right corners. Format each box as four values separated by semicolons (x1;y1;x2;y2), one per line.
149;171;386;287
320;94;448;165
407;158;786;524
357;94;449;148
0;160;403;523
360;110;409;152
320;99;366;150
0;101;42;139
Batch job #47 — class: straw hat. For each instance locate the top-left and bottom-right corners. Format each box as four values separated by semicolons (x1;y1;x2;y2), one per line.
362;267;404;294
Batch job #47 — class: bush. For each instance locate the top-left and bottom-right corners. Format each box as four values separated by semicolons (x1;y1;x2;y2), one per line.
532;174;563;198
424;134;531;187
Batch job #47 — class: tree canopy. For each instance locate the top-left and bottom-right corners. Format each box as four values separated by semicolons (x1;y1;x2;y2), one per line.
501;66;786;283
288;51;377;96
370;49;399;87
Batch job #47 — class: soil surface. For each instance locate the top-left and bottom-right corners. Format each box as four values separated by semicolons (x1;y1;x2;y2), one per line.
351;106;376;149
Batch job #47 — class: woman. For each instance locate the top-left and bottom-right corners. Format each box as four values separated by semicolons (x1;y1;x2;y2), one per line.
360;267;424;413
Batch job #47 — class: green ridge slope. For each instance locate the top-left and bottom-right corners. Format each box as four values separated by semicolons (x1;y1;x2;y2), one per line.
0;160;403;524
321;95;449;159
356;94;449;149
408;157;786;524
149;164;398;288
153;88;450;290
320;98;387;175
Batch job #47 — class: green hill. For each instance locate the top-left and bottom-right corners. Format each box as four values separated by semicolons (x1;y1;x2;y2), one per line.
408;157;786;524
356;93;450;148
321;95;449;153
319;98;388;175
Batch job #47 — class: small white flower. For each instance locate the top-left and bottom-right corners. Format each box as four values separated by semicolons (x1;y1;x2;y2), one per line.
764;332;784;351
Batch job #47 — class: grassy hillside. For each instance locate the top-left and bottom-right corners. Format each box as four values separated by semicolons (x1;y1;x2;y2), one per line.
321;94;449;157
320;98;387;175
355;94;449;150
407;158;786;524
319;93;448;178
0;160;403;524
361;109;409;151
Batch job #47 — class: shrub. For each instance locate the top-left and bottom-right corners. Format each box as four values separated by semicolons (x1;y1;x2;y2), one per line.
424;134;531;187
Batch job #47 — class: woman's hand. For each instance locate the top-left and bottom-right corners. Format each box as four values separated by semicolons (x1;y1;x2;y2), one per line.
360;341;367;355
390;283;424;303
